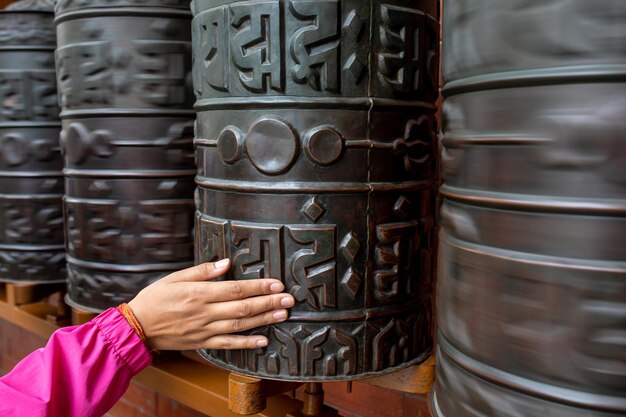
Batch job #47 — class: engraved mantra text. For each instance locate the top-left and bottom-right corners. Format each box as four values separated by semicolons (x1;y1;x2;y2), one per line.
193;1;433;94
199;215;420;309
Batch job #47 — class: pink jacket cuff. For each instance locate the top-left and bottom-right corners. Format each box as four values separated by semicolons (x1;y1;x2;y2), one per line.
93;307;153;374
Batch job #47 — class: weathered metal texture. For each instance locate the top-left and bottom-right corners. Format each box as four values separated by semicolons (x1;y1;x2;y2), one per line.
54;0;190;14
55;1;196;311
0;0;65;283
431;1;626;416
193;0;439;381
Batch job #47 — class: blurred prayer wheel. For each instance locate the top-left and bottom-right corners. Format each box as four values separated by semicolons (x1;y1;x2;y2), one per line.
0;0;65;283
55;0;196;311
193;0;439;380
432;1;626;416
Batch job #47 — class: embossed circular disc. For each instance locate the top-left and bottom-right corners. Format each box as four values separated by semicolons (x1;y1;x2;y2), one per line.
245;118;298;175
62;123;89;164
0;134;29;166
304;127;344;166
32;139;54;161
217;126;242;164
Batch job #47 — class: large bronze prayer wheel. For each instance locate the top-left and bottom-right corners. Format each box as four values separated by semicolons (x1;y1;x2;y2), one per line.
193;0;439;380
55;0;196;311
431;1;626;416
0;0;65;283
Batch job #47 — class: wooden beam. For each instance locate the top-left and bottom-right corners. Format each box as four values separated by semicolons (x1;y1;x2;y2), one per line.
5;283;65;307
360;356;436;395
0;299;59;340
136;358;302;417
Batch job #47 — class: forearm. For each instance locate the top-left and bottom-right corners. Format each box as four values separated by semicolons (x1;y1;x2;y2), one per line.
0;308;151;417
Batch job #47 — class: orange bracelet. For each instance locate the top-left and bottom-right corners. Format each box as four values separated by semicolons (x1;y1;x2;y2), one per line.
117;303;148;347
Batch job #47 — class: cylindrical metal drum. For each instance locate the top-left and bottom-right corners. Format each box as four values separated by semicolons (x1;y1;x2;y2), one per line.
0;0;65;283
193;0;439;381
55;0;196;311
432;1;626;416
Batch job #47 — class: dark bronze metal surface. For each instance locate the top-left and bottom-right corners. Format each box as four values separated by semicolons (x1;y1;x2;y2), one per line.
0;0;65;283
55;1;196;311
432;1;626;416
193;0;439;381
54;0;190;14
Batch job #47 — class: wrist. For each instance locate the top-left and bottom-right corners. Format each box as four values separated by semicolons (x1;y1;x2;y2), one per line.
117;303;157;354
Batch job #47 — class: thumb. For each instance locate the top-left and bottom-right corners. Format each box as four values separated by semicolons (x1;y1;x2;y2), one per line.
163;259;231;283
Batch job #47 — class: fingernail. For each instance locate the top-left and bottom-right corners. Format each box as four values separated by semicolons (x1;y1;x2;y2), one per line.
270;282;284;293
281;296;294;307
256;339;268;348
273;310;287;320
215;259;229;269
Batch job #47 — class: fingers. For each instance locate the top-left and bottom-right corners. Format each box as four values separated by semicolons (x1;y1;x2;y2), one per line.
208;293;295;321
208;309;289;336
163;259;231;283
201;278;286;302
202;335;269;350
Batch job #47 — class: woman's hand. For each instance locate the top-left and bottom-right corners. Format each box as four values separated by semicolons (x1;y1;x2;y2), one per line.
127;259;294;351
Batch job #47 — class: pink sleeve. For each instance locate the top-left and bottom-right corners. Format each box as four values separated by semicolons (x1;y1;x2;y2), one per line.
0;308;152;417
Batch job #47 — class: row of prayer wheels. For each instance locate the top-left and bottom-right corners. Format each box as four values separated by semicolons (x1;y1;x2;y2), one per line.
0;0;623;415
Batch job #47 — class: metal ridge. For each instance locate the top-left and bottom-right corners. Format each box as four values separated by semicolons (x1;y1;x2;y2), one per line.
443;64;626;97
441;185;626;216
437;334;626;412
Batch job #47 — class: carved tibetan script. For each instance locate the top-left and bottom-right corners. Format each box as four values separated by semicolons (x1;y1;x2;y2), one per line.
199;215;339;311
193;1;434;96
56;41;191;108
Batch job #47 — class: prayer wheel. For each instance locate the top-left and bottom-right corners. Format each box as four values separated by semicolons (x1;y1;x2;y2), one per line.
431;1;626;416
55;0;196;311
0;0;65;283
193;0;439;380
